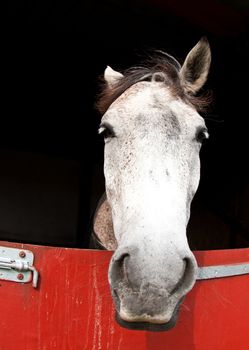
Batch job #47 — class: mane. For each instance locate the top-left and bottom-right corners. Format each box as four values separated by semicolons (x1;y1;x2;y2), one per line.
96;51;211;115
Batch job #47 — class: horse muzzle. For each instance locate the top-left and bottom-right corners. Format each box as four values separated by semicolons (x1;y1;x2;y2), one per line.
108;245;198;330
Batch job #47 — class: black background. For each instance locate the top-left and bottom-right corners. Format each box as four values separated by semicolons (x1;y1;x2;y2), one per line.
4;1;249;248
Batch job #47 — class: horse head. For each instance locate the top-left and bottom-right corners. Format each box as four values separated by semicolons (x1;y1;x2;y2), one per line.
95;38;211;331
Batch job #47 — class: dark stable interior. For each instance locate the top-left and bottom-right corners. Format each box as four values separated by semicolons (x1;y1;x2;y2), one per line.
2;1;249;250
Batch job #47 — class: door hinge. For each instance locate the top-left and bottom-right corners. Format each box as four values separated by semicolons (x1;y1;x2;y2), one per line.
0;246;39;288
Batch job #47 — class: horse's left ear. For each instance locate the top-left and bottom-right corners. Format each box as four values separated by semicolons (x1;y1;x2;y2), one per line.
180;37;211;94
104;66;124;88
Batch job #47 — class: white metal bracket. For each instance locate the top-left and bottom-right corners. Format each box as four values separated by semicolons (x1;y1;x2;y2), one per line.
0;246;38;288
197;263;249;280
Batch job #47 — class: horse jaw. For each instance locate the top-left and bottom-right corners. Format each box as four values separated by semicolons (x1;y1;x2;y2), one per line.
93;195;117;250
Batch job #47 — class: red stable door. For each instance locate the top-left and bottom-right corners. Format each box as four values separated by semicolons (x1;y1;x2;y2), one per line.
0;241;249;350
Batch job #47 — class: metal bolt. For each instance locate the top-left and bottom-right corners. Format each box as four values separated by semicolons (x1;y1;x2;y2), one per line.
17;273;24;280
19;251;26;258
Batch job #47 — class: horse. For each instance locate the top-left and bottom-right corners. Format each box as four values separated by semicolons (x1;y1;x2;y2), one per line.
92;38;211;331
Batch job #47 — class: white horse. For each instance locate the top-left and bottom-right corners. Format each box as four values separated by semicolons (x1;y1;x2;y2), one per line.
94;38;211;331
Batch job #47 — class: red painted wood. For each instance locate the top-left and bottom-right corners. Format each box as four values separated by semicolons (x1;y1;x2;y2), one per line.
0;241;248;350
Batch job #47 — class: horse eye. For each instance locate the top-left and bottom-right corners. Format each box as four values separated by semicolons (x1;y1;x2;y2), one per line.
98;123;115;139
196;128;209;143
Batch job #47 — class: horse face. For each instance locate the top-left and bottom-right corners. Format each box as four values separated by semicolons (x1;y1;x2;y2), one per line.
99;38;211;330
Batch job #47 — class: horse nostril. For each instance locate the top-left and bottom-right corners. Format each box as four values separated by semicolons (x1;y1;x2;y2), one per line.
116;252;130;264
110;252;131;285
170;257;196;296
117;253;130;283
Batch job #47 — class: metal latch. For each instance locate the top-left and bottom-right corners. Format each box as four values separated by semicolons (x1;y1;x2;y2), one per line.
0;246;39;288
197;263;249;280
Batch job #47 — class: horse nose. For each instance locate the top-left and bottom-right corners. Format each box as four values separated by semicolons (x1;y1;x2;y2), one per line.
169;256;197;297
109;246;197;298
109;247;135;288
108;245;198;326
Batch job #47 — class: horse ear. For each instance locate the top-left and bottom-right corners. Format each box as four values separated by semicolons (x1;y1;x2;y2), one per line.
104;66;124;87
179;37;211;94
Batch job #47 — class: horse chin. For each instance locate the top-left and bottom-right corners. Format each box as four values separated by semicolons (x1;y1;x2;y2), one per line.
115;311;178;332
115;299;182;332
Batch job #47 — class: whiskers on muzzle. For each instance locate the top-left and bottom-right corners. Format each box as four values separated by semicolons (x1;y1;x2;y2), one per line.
108;245;198;328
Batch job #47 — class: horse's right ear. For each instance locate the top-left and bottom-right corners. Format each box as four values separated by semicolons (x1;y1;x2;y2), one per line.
179;37;211;95
104;66;124;88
